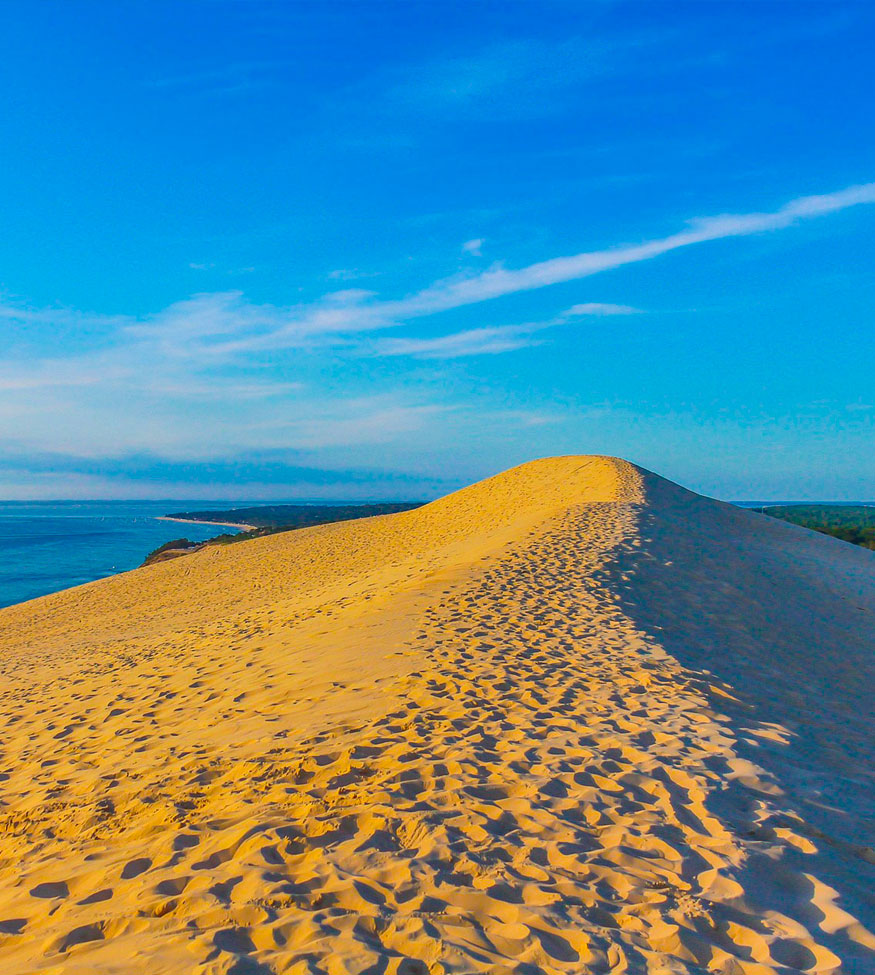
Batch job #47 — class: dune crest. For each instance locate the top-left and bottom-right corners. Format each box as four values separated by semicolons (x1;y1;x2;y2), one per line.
1;456;873;974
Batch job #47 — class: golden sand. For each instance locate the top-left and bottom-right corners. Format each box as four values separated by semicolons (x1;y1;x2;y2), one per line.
1;456;873;974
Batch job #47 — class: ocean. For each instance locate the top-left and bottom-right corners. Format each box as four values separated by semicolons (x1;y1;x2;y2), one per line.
0;501;245;609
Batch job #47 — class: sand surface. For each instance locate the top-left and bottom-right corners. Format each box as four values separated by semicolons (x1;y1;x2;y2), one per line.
1;456;873;974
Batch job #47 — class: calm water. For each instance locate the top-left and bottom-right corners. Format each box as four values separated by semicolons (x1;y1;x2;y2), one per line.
0;501;245;609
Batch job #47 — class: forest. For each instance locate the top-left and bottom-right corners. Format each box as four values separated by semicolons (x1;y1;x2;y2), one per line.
759;505;875;550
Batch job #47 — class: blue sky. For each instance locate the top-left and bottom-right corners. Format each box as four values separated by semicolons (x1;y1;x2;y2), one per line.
1;1;873;501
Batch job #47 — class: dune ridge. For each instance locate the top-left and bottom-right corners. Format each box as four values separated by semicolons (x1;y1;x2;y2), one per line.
0;456;873;974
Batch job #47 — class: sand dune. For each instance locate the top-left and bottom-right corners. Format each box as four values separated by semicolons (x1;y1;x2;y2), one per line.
1;456;873;974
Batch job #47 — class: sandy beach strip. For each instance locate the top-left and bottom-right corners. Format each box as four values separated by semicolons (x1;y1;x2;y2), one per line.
155;515;257;531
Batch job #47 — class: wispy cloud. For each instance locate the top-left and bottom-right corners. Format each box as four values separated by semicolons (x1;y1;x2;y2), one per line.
0;361;119;391
565;302;639;316
232;181;875;355
373;303;641;359
392;183;875;316
0;298;127;331
327;268;381;281
147;379;303;400
461;238;484;256
376;326;537;360
269;400;453;450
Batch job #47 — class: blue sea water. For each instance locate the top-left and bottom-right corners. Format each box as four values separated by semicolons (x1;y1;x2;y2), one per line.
0;501;246;609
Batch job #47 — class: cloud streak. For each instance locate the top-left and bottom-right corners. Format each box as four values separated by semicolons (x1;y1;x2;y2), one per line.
374;303;640;359
395;183;875;316
376;326;537;359
252;181;875;353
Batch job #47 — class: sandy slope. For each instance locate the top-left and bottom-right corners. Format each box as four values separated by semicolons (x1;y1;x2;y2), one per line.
0;456;873;974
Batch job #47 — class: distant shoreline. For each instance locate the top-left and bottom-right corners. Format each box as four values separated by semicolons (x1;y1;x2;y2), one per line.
156;516;257;531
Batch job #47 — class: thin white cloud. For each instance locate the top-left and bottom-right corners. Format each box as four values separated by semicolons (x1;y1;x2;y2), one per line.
0;299;127;330
251;181;875;353
327;267;380;281
462;238;484;256
394;183;875;316
565;302;639;316
374;302;641;359
148;379;303;400
376;326;537;359
274;402;452;449
124;290;282;346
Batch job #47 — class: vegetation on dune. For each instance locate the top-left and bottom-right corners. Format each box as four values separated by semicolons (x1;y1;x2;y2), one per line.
142;538;202;565
758;505;875;550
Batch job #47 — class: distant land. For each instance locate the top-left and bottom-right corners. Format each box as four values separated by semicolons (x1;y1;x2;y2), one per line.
146;502;425;565
756;503;875;550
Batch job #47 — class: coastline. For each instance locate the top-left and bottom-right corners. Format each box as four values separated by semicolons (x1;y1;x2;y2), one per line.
156;516;257;531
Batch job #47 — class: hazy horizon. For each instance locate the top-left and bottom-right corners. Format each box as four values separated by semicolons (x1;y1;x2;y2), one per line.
3;491;875;506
